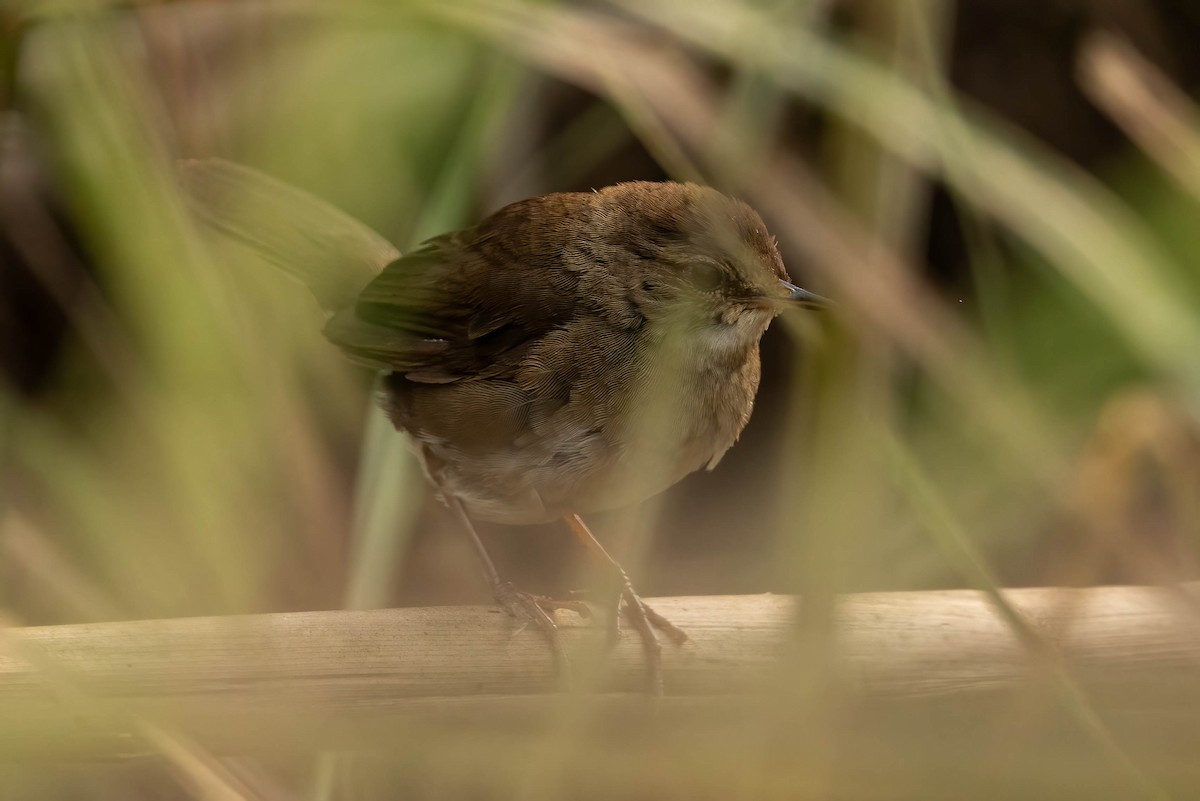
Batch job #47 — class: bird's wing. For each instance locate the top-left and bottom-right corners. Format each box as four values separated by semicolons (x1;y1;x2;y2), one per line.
323;199;584;382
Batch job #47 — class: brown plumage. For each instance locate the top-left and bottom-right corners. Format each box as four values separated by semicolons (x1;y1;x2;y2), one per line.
324;181;814;524
181;163;824;690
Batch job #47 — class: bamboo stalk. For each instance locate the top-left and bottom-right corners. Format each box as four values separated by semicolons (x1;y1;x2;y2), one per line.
3;585;1200;759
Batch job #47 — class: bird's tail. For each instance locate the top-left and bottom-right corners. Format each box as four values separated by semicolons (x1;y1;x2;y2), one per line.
178;158;399;311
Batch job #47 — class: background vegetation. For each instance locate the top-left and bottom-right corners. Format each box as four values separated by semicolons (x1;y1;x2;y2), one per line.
3;0;1200;798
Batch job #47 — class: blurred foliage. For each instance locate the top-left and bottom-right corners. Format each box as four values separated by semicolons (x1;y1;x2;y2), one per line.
3;0;1200;799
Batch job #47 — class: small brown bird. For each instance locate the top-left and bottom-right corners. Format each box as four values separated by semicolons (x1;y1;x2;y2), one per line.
182;161;825;690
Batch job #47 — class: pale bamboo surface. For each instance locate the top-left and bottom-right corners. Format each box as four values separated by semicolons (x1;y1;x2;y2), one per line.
3;585;1200;758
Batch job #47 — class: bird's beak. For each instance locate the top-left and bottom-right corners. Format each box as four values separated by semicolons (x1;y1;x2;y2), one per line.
779;280;829;309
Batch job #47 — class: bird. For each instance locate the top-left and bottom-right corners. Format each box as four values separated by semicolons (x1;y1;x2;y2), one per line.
181;160;826;691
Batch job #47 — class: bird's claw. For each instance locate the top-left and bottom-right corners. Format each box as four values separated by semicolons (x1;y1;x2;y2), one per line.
491;581;576;686
638;599;689;646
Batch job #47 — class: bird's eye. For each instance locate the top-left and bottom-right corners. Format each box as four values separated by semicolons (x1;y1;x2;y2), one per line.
689;261;724;292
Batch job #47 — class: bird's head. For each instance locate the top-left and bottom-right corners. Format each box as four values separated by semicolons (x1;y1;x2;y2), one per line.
594;182;825;349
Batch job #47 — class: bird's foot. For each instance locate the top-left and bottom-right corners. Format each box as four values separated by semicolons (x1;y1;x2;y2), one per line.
573;579;689;695
614;582;688;696
491;581;590;687
560;515;690;695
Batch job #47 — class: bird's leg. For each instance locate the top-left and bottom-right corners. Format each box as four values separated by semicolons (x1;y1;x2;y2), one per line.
562;514;688;644
563;514;688;694
444;496;584;682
